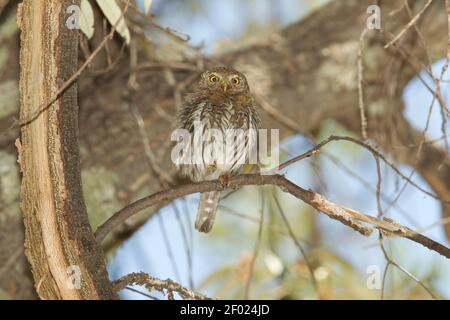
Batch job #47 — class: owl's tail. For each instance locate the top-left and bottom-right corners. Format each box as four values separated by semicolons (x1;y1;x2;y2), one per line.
195;191;221;233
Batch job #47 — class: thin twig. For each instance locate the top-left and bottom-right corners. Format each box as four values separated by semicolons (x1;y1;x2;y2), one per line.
0;246;22;280
381;261;390;300
156;212;181;282
118;0;191;43
272;191;320;297
171;201;194;289
280;135;447;204
358;28;369;140
379;234;438;299
254;94;313;139
17;0;132;128
404;0;450;158
128;103;174;185
383;25;450;214
322;151;419;227
384;0;433;49
374;153;383;218
218;203;304;237
128;102;183;282
124;286;160;300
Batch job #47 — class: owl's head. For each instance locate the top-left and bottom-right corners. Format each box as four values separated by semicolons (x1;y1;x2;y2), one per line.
197;67;250;95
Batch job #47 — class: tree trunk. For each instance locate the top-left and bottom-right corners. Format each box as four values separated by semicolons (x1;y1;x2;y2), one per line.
17;0;115;299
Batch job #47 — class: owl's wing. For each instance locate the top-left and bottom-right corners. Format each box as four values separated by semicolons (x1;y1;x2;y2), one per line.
176;94;201;132
225;98;260;171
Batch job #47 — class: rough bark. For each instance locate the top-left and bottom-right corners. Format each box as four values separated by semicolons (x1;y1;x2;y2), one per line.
16;0;115;299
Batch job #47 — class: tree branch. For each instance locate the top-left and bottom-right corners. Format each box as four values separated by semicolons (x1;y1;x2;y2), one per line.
95;173;450;259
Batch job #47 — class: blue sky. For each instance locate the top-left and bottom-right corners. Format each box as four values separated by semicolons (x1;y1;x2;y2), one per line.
109;0;450;299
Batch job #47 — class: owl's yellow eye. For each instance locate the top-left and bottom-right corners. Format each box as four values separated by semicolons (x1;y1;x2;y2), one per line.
209;75;219;83
231;77;240;85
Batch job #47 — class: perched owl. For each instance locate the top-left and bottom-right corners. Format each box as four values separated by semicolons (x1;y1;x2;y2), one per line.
175;67;260;233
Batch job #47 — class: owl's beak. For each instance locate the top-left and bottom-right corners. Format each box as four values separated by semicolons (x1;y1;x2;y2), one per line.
221;80;229;92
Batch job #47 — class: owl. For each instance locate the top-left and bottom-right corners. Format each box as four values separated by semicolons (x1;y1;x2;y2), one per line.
175;67;260;233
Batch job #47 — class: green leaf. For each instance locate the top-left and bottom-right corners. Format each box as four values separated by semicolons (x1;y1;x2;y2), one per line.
96;0;131;44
